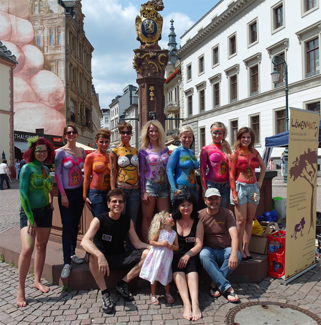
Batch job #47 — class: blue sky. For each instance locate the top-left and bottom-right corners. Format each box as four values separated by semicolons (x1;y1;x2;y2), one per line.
81;0;219;108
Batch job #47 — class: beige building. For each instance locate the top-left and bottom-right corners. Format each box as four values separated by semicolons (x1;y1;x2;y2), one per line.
0;42;17;172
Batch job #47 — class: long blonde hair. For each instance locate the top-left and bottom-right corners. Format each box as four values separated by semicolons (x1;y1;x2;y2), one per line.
210;122;231;156
148;211;169;242
140;120;166;149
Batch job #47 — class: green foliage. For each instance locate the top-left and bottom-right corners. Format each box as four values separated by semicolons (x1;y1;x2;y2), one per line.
60;284;72;293
0;254;4;263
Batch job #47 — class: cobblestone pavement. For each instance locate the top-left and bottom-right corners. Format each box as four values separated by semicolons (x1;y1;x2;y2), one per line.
0;177;321;324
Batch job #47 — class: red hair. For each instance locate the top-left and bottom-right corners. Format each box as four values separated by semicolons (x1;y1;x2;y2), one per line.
23;137;55;164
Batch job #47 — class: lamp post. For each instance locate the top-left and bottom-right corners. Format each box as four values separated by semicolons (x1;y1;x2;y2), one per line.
271;55;289;183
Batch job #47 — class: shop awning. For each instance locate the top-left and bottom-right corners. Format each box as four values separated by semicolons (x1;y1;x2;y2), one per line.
14;141;29;153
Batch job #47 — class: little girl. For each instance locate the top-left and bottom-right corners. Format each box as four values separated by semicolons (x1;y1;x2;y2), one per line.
140;211;179;305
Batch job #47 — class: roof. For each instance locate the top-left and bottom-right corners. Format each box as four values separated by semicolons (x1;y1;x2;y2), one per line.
0;41;17;64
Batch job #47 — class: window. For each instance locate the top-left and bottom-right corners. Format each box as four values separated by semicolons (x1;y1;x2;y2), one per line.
306;38;319;77
306;0;317;10
36;31;41;47
200;127;206;149
230;75;237;102
250;65;259;96
276;110;286;133
229;34;236;56
49;29;54;45
212;46;219;66
188;95;193;116
105;117;109;123
57;28;62;45
251;115;260;143
274;4;283;30
199;55;204;74
231;120;238;145
249;21;257;45
199;89;205;112
307;102;320;112
187;64;192;81
213;83;220;107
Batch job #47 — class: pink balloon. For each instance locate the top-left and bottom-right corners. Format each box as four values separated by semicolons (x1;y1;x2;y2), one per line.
9;0;30;20
18;44;44;76
1;40;25;74
0;10;11;40
30;70;65;111
14;76;37;102
9;14;34;45
0;0;9;13
14;102;65;135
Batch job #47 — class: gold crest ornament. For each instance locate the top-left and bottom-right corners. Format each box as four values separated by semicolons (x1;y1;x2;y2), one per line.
135;1;164;46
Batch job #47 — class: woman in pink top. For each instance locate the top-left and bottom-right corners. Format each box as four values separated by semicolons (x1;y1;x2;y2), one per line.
200;122;231;208
139;121;170;242
229;127;266;260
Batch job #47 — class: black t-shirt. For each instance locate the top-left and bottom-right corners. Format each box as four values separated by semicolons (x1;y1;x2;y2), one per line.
173;218;199;254
93;212;131;255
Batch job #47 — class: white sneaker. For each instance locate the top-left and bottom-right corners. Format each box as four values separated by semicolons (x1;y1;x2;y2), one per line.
71;255;84;264
61;264;72;278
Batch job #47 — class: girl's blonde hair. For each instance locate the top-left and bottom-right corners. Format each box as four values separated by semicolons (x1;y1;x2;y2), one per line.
148;211;169;242
179;125;193;136
210;122;231;155
140;120;166;149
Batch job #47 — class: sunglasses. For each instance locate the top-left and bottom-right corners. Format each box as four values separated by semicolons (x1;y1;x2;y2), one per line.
120;131;132;135
35;150;48;155
110;200;124;204
66;131;77;135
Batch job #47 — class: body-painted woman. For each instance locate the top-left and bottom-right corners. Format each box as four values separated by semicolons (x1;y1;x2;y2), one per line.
110;122;140;245
139;120;170;242
17;137;55;307
55;125;86;278
83;129;111;217
200;122;231;208
166;126;200;205
229;127;266;260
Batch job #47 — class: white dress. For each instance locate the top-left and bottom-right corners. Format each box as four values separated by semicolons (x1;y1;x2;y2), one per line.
140;229;176;286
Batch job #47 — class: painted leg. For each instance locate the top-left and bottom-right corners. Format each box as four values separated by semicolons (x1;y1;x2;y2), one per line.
186;272;202;321
243;202;258;256
173;272;192;321
33;227;51;293
141;196;156;243
17;228;35;307
234;204;247;258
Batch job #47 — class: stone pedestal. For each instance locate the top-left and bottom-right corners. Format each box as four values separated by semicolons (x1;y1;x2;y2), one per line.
133;48;169;129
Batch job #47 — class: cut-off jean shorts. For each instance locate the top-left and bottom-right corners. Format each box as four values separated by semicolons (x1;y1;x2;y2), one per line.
145;179;169;198
230;181;260;206
20;204;53;229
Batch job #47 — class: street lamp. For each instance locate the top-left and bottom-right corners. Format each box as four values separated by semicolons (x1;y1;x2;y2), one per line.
271;55;289;183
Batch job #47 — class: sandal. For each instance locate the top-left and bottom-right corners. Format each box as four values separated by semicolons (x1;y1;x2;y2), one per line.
221;289;240;303
209;286;221;298
150;295;159;305
165;293;175;304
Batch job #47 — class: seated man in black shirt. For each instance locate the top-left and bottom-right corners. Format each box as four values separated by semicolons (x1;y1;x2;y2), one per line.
81;188;149;314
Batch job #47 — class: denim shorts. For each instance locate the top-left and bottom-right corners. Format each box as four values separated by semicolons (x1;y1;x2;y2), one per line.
230;181;260;206
145;179;169;198
20;204;53;229
206;180;230;208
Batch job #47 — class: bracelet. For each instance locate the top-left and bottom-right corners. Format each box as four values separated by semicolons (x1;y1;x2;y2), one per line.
186;251;192;257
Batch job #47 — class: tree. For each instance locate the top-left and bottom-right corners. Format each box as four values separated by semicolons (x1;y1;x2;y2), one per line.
289;148;318;234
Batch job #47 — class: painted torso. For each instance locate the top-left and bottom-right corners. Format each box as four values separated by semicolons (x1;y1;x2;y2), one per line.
166;145;200;190
232;149;259;184
55;148;85;193
112;144;139;188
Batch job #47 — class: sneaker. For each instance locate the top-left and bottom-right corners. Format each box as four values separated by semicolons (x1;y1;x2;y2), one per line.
71;255;84;264
102;292;115;314
61;264;72;278
116;282;134;301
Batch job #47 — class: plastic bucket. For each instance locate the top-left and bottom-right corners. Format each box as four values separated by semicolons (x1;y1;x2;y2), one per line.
272;197;287;220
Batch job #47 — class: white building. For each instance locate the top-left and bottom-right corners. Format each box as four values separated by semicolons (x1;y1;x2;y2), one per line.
177;0;320;158
100;108;110;130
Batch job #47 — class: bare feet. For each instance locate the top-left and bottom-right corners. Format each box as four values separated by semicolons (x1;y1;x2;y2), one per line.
192;304;202;321
183;303;192;321
33;282;50;293
17;288;27;307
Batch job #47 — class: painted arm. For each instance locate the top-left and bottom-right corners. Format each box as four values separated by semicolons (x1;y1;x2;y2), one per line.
128;219;150;249
110;150;117;190
19;164;34;227
138;149;147;196
228;226;239;270
200;147;208;194
166;149;180;193
83;153;93;209
256;152;266;189
54;150;66;196
229;151;238;201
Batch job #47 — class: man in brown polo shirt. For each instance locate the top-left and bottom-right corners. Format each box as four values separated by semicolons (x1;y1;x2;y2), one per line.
199;188;241;303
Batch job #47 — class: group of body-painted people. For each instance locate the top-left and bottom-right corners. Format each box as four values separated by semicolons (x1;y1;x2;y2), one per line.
16;120;265;321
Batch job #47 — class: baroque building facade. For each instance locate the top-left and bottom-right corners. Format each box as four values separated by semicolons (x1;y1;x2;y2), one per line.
177;0;320;157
